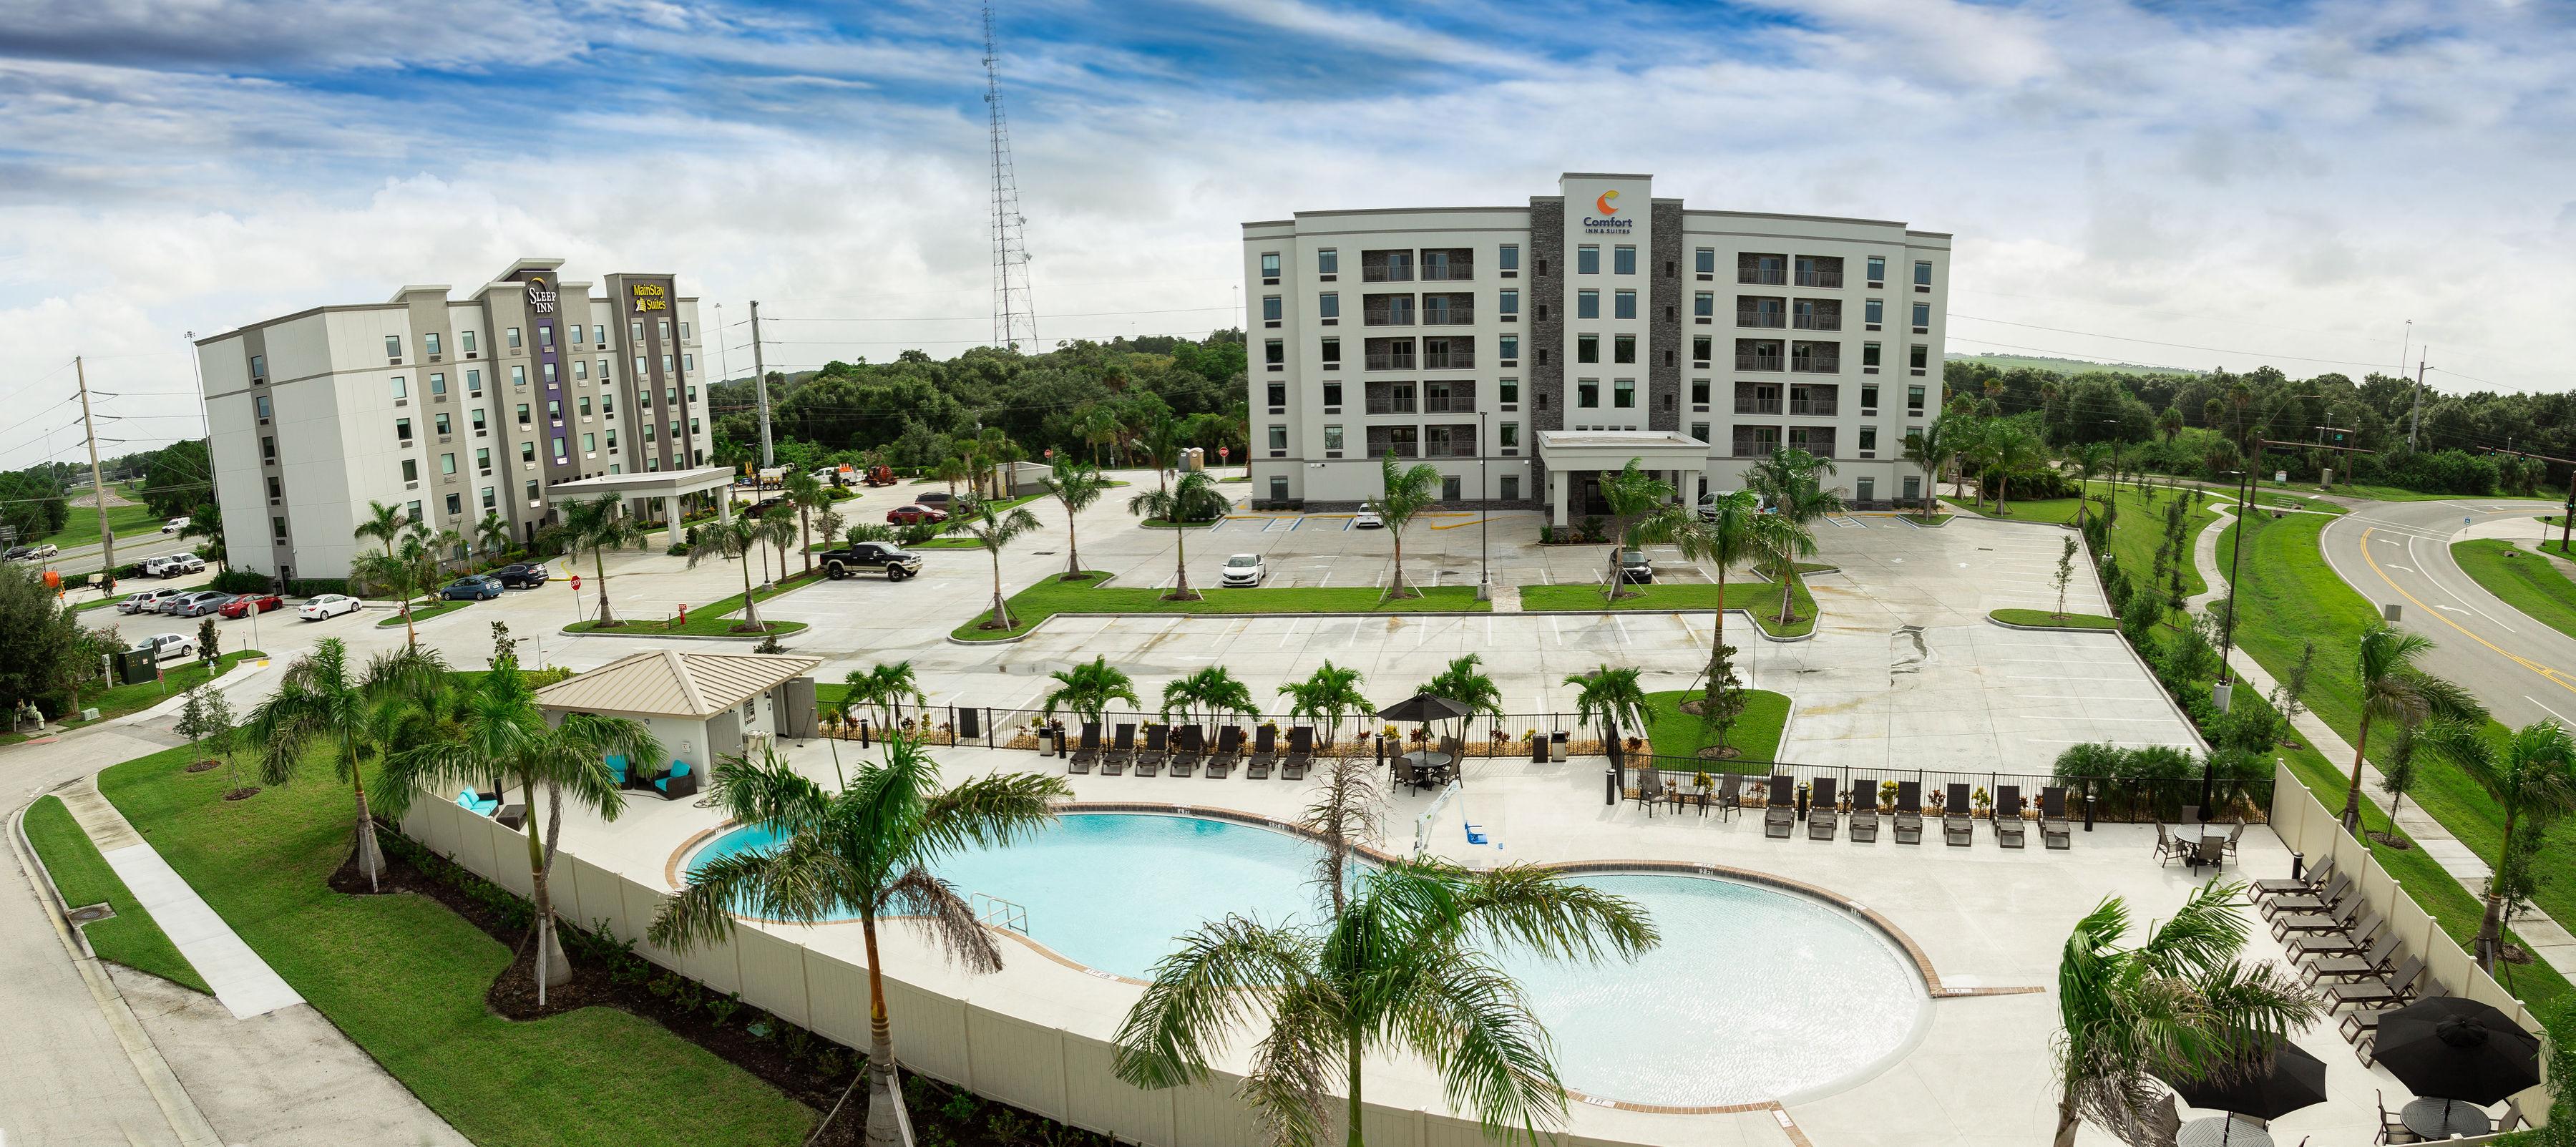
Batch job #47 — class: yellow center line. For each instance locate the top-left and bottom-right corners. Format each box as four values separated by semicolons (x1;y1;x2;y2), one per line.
2358;525;2576;698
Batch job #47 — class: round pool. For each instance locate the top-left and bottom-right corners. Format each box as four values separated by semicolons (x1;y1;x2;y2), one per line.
686;812;1927;1106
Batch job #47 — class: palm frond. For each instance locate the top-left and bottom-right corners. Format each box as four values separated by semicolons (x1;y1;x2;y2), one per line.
1387;949;1566;1147
651;831;857;950
914;768;1070;858
882;866;1007;972
1112;914;1316;1090
1237;982;1346;1147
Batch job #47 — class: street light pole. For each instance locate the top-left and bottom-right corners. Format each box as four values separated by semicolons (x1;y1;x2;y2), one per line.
2202;467;2254;821
1475;410;1491;601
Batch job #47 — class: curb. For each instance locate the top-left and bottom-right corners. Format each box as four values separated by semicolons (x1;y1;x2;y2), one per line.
1985;614;2122;633
562;626;808;643
951;604;1821;645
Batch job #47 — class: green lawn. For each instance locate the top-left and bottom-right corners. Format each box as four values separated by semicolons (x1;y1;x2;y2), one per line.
97;744;817;1146
1990;608;2118;630
563;570;819;637
1901;513;1953;527
2451;540;2576;643
953;571;1489;641
1518;577;1819;639
4;650;268;746
20;796;209;993
1960;484;2228;601
1641;688;1790;766
41;500;162;548
2219;510;2574;1010
2333;484;2508;503
376;600;473;628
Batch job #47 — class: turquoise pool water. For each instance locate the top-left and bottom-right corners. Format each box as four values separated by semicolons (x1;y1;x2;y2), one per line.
686;812;1926;1105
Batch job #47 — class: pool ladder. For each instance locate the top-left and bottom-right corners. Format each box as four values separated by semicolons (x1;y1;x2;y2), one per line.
972;892;1030;934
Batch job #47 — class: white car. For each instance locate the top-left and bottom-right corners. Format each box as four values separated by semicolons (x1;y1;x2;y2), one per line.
1352;509;1384;529
140;633;195;661
162;516;190;533
119;587;184;613
296;593;362;621
1220;553;1265;587
26;542;56;560
1697;492;1771;521
146;552;206;577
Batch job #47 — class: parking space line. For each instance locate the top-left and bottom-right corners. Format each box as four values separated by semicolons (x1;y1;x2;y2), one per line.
2004;674;2134;681
1279;620;1303;648
1550;617;1564;646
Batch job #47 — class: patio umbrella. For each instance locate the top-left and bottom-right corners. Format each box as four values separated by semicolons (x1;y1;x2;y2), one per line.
1377;693;1472;789
2374;997;2542;1111
2166;1040;2328;1143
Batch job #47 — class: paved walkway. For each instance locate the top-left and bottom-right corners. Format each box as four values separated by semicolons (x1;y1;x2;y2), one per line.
2189;503;2576;978
54;779;304;1019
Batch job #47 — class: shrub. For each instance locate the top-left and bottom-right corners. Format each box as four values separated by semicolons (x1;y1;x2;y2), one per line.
283;577;349;598
209;569;271;593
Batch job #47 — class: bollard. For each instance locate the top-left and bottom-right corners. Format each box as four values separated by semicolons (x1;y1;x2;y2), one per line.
2084;791;2097;832
859;719;871;748
1604;768;1619;806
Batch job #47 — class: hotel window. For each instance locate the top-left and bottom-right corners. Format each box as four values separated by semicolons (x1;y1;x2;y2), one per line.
1690;422;1711;444
506;327;522;349
254;395;270;419
1265;339;1284;368
596;358;610;379
1865;298;1883;329
1576;245;1599;275
1694;248;1715;277
1498;288;1518;319
547;399;562;420
444;493;462;516
1613;335;1636;364
477;448;491;475
482;487;496;510
1317;248;1339;276
567;326;581;345
1861;382;1879;410
516;403;531;426
1911;302;1931;332
1691;379;1710;406
634;356;647;375
582;432;596;453
429;373;447;396
525;479;539;504
659;355;672;373
1613;245;1636;275
605;429;618;449
394;416;413;443
272;515;287;542
386;335;403;359
1692;335;1712;363
538;324;554;348
1498;334;1518;366
1266;381;1287;409
460;331;477;354
1614;289;1636;319
689;416;701;435
265;476;282;499
249;353;265;379
1614;379;1636;408
467;369;482;395
1322;424;1344;455
401;459;419;482
1694;291;1714;319
1909;344;1929;374
1576;290;1599;319
440;453;457;476
1267;426;1287;452
1498;244;1518;273
1322;381;1342;409
680;321;691;341
1498;378;1518;406
425;332;441;356
1260;252;1282;282
630;321;643;342
665;386;676;404
657;319;670;341
601;392;614;416
1908;385;1927;414
592;325;605;345
471;408;487;433
542;362;557;383
573;359;587;381
509;365;526;386
1859;426;1878;454
1867;256;1886;286
389;376;408;399
552;436;567;462
577;396;592;417
1863;342;1882;368
520;440;536;463
643;423;655;441
1576;379;1600;408
1317;293;1338;322
1499;422;1518;449
1576;335;1599;363
434;411;451;434
261;436;276;462
407;499;421;522
1320;337;1341;367
1913;260;1933;289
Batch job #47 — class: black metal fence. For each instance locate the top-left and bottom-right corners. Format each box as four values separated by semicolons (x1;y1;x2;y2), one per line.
1608;743;2270;826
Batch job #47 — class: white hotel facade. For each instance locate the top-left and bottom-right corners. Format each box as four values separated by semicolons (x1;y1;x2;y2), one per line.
1242;172;1948;522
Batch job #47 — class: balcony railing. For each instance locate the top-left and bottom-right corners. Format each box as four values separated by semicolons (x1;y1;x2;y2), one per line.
1795;270;1844;288
1365;441;1420;458
1737;310;1785;328
1419;263;1474;282
1423;351;1475;369
1790;353;1840;374
1731;439;1780;459
1362;266;1415;283
1739;269;1787;285
1421;307;1475;326
1790;400;1839;416
1793;314;1843;331
1735;399;1782;415
1737;353;1783;371
1365;353;1417;371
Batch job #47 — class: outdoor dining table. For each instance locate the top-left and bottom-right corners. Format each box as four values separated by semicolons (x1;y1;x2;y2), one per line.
2175;1115;2270;1147
2402;1097;2494;1139
1402;750;1454;781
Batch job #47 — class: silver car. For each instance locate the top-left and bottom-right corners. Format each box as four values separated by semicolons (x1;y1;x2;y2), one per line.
171;591;238;618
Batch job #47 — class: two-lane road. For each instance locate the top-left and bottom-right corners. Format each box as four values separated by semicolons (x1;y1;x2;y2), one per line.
2316;496;2576;730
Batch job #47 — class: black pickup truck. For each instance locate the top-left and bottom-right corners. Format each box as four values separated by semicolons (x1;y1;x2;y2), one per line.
819;541;924;582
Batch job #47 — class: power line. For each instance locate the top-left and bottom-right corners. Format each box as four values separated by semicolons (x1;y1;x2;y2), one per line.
1949;315;2401;370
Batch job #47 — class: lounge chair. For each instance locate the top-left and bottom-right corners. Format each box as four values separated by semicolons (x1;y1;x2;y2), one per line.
1992;785;2026;849
2304;934;2401;987
2272;895;2366;942
1764;774;1797;839
2285;911;2381;961
1893;781;1924;845
652;761;697;800
1068;723;1101;775
1135;726;1167;777
1807;776;1839;840
1205;726;1241;779
2264;873;2354;921
2346;983;2449;1059
1942;783;1974;847
457;787;501;816
1167;725;1203;778
2255;857;2335;899
1714;772;1745;821
1282;727;1313;780
2039;786;2072;849
1101;723;1134;776
1848;777;1880;842
2326;955;2424;1013
1246;726;1277;779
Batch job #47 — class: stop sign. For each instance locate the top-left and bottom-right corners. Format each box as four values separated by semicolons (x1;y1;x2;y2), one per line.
1219;446;1229;462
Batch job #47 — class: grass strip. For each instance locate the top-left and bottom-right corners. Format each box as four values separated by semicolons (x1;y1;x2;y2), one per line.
376;600;474;628
20;796;210;993
4;650;267;746
1641;688;1790;767
1991;608;2118;630
952;571;1489;641
564;570;821;637
96;745;816;1146
1518;577;1818;638
1958;484;2226;600
2451;539;2576;643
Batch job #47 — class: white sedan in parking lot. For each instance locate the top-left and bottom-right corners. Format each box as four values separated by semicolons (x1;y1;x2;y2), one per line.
1220;553;1265;587
1352;509;1384;529
296;593;363;621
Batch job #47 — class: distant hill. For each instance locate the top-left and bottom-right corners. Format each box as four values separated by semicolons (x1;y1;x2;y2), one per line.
1947;351;2204;379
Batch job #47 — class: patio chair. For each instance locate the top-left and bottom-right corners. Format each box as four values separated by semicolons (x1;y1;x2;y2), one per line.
1282;727;1313;780
605;753;631;788
2303;933;2402;987
1848;777;1880;843
1942;783;1974;847
652;760;697;800
1068;723;1101;775
2263;873;2354;921
1167;725;1203;778
1633;765;1665;814
1206;726;1241;779
2325;955;2423;1013
2220;821;2246;857
1807;776;1839;841
1992;785;2026;849
1101;723;1134;776
1246;726;1277;779
1893;781;1924;845
1135;726;1168;777
457;788;502;817
1714;772;1745;821
2255;856;2335;899
2271;895;2366;942
2378;1090;2422;1144
2152;821;2186;867
1764;774;1797;839
2285;910;2381;961
2039;786;2072;849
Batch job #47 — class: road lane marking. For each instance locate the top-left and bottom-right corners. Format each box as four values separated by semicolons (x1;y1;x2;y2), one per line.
2526;696;2575;726
2360;525;2576;701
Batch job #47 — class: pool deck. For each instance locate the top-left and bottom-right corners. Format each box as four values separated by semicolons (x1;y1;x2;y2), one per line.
550;741;2406;1147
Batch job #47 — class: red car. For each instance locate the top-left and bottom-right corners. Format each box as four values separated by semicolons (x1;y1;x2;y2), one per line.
886;504;948;525
219;592;283;619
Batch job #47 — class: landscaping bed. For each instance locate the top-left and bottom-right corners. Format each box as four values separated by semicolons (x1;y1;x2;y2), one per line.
5;649;267;746
952;571;1491;641
1518;578;1818;639
1989;608;2119;630
1641;688;1790;765
20;796;209;993
377;599;473;628
564;570;821;638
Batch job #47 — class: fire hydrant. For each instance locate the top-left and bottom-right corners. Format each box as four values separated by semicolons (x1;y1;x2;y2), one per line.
678;603;688;625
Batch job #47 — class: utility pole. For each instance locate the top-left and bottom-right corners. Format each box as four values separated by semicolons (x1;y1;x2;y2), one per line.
75;356;115;596
2409;348;2427;453
748;300;775;468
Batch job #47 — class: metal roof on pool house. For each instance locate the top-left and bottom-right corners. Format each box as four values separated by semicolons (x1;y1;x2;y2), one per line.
532;649;821;720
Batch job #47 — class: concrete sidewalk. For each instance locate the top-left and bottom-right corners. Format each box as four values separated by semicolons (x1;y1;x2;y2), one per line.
53;779;304;1020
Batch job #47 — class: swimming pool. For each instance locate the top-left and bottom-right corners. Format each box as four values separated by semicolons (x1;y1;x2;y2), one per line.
685;812;1927;1105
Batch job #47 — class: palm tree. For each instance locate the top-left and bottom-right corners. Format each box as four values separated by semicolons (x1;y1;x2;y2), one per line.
2051;881;2321;1147
1672;490;1764;701
1042;656;1138;727
1159;665;1258;729
1989;423;2047;516
1138;409;1189;494
2340;623;2487;831
2418;719;2576;968
1420;653;1504;746
947;494;1045;631
380;655;660;1002
841;661;928;731
1948;417;1994;510
1565;664;1649;746
1901;418;1951;518
1039;457;1109;580
351;547;426;648
1128;472;1219;602
353;499;406;559
1744;449;1840;628
1113;847;1657;1147
243;638;408;892
473;510;514;562
2157;406;2185;443
2064;441;2112;532
933;454;973;500
686;515;780;633
1595;459;1677;602
1186;409;1245;477
1277;662;1370;746
1747;511;1819;629
653;736;1069;1147
1365;452;1443;601
1073;403;1122;470
780;470;831;577
561;492;648;627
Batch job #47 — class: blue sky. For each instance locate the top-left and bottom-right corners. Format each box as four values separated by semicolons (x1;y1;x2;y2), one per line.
0;0;2570;467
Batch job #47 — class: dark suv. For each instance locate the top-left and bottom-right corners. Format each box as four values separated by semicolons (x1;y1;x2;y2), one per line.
819;541;923;582
491;562;550;589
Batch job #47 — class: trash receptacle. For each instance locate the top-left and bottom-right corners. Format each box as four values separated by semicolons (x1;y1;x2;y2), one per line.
1550;731;1569;763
